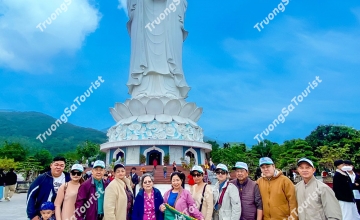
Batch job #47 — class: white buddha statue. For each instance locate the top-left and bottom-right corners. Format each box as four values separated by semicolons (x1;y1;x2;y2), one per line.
126;0;190;99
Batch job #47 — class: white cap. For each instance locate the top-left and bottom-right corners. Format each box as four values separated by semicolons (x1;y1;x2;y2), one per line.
93;160;105;169
215;163;228;172
71;164;84;172
190;165;204;174
297;158;314;167
232;162;248;171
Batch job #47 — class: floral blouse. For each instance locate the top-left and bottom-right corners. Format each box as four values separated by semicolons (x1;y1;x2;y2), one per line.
143;189;156;220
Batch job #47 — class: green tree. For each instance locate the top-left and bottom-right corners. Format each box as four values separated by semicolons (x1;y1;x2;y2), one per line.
306;125;360;156
317;144;350;170
208;141;221;163
34;149;53;167
279;139;316;169
76;141;103;162
0;141;28;162
0;158;19;170
18;156;44;181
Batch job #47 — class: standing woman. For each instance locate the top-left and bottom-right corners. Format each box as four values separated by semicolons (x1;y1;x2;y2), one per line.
54;164;84;220
213;164;241;220
160;172;204;220
0;169;5;201
104;163;133;220
190;166;213;220
132;173;164;220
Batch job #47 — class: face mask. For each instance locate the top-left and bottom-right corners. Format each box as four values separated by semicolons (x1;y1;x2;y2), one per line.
341;166;353;172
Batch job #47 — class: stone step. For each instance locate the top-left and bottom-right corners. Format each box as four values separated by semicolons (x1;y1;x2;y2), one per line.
123;165;192;184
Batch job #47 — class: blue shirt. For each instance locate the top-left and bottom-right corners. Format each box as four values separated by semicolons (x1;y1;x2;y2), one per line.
168;192;178;207
94;179;104;214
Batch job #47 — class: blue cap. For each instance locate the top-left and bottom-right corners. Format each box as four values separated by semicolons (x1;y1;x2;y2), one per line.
259;157;274;166
40;202;55;211
297;158;314;167
93;160;105;169
232;162;248;171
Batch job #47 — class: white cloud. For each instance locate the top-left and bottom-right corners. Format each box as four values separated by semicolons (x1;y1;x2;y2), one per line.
118;0;127;14
0;0;101;72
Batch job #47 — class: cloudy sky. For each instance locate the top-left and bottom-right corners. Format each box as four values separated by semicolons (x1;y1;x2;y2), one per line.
1;0;359;145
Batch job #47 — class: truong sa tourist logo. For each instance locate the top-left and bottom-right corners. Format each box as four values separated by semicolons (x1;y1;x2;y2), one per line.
36;76;105;143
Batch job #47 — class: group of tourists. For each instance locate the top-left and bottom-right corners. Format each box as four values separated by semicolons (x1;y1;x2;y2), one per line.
0;168;18;202
25;155;360;220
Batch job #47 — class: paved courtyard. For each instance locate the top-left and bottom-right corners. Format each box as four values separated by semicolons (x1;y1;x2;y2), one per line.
0;184;192;219
1;192;27;220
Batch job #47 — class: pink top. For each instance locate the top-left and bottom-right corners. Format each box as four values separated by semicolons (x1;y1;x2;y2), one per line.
143;190;156;220
163;188;204;219
54;181;81;220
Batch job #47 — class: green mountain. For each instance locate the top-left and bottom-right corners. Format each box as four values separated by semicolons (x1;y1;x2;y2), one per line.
0;111;107;155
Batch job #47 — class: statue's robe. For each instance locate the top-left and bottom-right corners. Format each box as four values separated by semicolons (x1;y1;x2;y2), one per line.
126;0;190;99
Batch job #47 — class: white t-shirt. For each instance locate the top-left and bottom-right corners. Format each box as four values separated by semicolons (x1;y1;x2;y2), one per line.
53;173;66;193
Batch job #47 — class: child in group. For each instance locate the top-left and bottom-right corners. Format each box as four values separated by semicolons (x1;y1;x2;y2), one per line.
40;201;56;220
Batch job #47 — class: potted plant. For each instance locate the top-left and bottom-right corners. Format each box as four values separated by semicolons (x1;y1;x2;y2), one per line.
140;154;146;165
163;153;170;165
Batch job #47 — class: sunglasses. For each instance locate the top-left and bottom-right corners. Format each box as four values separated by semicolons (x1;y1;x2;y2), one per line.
191;173;203;177
216;171;227;175
143;180;152;184
71;171;82;176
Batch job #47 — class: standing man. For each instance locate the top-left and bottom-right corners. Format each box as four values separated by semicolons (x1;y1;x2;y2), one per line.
333;159;360;219
344;160;360;213
130;167;139;196
4;168;17;201
296;158;342;220
230;162;263;220
27;157;71;220
75;160;108;220
257;157;298;220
